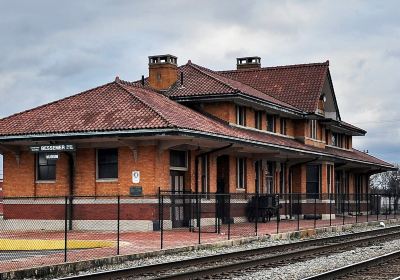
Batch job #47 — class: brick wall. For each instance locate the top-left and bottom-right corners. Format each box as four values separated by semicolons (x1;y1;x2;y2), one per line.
202;102;236;123
3;146;170;197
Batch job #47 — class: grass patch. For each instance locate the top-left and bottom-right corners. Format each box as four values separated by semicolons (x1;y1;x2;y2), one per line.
0;239;115;250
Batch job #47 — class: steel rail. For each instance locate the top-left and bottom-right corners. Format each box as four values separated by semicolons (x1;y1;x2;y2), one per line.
58;225;400;280
302;250;400;280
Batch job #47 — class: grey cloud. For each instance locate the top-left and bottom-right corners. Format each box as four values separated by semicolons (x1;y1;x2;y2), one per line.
0;0;400;173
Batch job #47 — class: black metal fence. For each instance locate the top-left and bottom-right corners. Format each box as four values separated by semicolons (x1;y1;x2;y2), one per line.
0;192;398;272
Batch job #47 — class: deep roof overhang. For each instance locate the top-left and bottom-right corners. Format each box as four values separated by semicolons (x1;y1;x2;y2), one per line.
170;92;304;118
0;127;393;171
318;118;366;136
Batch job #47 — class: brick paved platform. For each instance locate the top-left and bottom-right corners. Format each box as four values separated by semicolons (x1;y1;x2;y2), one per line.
0;214;397;274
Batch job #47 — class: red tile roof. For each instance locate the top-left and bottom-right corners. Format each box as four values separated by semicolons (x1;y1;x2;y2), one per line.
166;62;299;111
0;79;393;169
218;62;329;113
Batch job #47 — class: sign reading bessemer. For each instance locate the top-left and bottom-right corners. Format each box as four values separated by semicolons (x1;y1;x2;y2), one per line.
30;144;76;153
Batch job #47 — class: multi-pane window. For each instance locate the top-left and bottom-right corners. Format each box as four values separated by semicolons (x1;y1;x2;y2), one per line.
309;120;317;139
237;158;246;189
266;114;275;132
37;153;56;181
236;106;246;126
97;148;118;180
266;161;275;194
255;111;262;129
332;132;344;148
280;118;287;135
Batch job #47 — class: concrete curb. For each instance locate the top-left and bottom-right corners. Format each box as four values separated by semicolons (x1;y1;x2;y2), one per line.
1;218;399;279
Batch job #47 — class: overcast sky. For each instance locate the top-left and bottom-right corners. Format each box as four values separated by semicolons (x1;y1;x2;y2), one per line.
0;0;399;176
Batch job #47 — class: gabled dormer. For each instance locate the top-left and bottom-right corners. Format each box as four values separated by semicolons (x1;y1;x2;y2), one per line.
317;68;341;121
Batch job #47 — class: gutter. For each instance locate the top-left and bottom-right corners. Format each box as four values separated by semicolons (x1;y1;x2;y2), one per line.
0;128;394;170
171;93;304;117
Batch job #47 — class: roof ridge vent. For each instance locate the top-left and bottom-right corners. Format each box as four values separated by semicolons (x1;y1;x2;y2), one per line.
236;56;261;70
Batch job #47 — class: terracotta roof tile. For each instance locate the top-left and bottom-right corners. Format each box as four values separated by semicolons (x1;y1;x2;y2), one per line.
166;62;299;111
0;77;392;169
218;62;329;112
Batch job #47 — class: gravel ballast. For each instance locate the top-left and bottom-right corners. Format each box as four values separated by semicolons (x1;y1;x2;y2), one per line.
16;221;400;279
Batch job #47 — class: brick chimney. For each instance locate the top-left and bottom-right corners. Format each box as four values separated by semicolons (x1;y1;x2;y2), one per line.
236;56;261;70
148;54;178;90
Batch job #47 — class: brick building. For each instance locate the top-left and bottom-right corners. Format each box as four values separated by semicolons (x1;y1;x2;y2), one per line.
0;54;395;229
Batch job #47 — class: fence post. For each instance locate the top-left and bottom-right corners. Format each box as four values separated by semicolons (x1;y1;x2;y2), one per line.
117;196;120;255
160;195;164;249
64;196;68;262
342;194;345;225
255;193;258;236
329;193;332;227
297;193;300;231
395;194;397;219
355;194;358;224
386;195;390;220
376;194;379;221
366;193;369;222
314;195;317;228
198;195;201;245
216;194;221;234
276;195;280;234
228;194;231;240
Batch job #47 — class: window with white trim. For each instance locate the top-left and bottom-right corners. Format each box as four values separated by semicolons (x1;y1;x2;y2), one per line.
201;155;209;194
309;120;317;139
236;106;246;126
267;114;275;132
255;111;262;129
280;118;287;135
332;132;343;148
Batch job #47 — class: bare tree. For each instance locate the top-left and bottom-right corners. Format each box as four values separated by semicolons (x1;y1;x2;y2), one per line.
370;164;400;213
370;164;400;195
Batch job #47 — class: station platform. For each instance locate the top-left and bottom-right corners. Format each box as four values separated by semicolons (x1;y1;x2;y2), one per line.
0;214;398;276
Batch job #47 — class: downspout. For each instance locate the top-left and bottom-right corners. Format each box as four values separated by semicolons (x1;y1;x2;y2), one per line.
195;144;233;194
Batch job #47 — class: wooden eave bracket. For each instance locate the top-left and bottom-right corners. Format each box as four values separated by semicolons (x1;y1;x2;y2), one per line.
118;140;138;162
157;139;194;155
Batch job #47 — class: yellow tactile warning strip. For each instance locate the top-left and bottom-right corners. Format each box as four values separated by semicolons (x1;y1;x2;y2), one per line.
0;239;115;250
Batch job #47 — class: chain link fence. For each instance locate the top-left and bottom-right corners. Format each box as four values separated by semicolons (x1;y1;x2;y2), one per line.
0;192;398;272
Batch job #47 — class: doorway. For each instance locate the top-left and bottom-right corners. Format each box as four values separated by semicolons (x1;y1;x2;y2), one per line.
306;165;320;199
170;170;187;227
216;155;229;222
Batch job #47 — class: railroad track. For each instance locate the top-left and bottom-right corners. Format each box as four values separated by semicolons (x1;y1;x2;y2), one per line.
303;250;400;280
59;225;400;280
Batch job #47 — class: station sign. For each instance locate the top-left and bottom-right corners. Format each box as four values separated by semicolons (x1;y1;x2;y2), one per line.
45;153;59;160
132;171;140;184
30;144;76;153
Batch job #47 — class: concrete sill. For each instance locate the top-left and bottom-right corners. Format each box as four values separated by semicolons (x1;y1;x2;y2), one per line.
96;179;118;183
35;180;56;184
